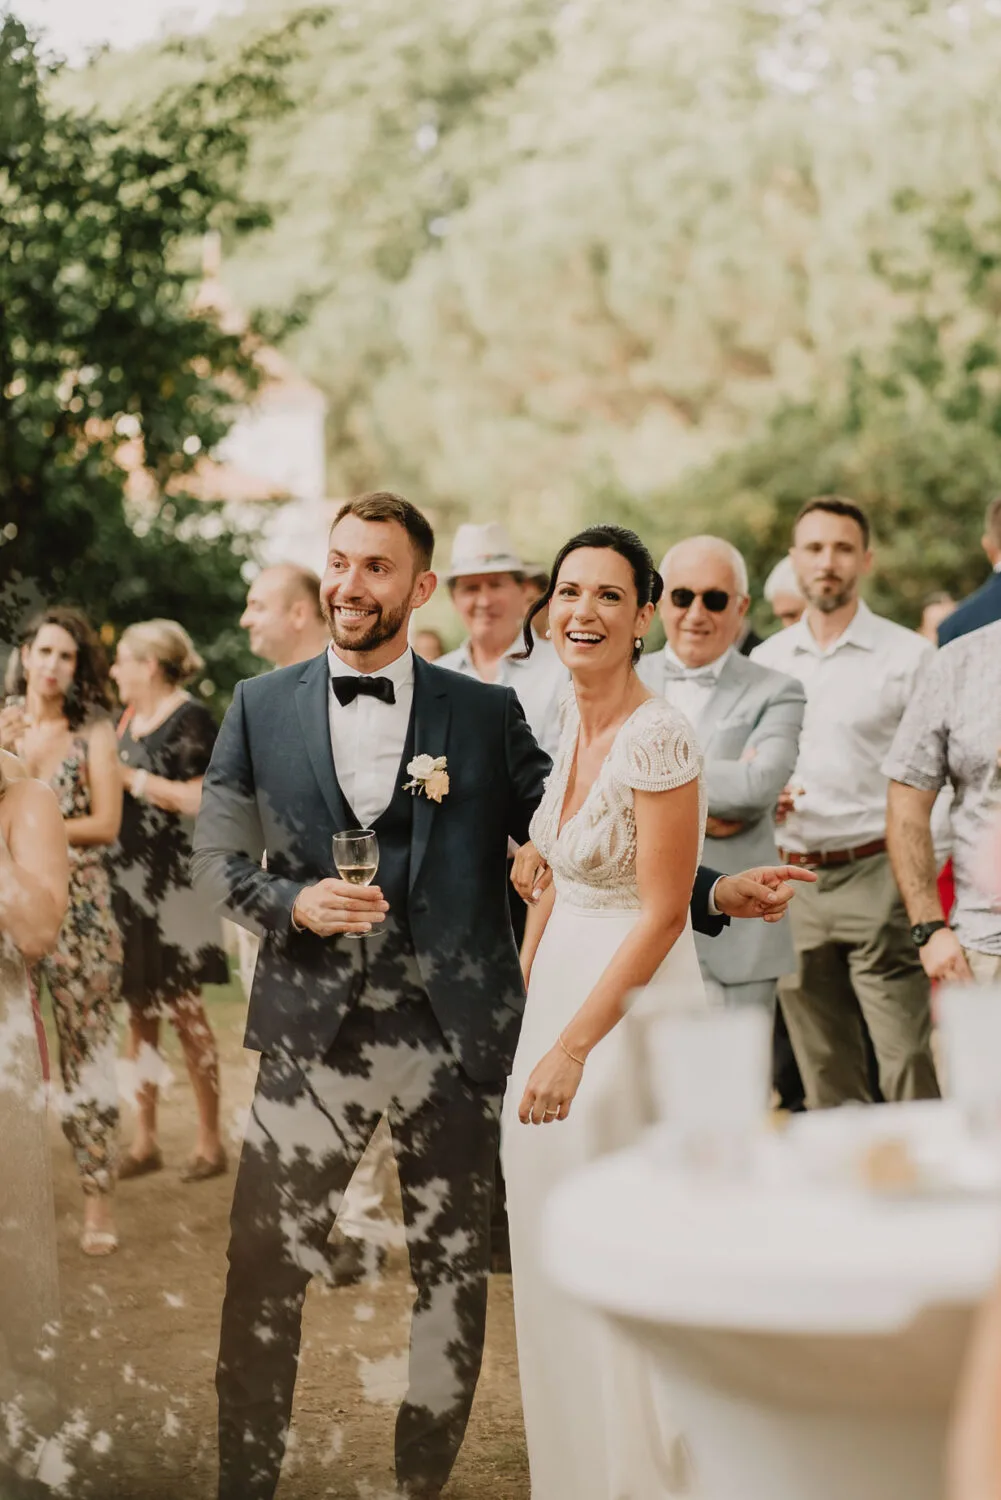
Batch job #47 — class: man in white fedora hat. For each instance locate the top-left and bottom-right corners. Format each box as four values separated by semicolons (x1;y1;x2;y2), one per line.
438;521;566;1272
438;522;566;757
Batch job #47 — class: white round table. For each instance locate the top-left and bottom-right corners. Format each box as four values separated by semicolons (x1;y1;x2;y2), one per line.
544;1105;1001;1500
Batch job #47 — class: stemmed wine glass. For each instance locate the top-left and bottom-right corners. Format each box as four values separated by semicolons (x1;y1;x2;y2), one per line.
332;829;380;940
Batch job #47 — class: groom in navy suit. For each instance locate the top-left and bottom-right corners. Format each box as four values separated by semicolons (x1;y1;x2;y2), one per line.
193;491;811;1500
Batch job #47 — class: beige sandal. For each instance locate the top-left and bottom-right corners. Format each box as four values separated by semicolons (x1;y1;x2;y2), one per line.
80;1227;118;1257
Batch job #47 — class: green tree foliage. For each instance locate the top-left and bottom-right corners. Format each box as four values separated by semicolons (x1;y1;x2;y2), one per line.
606;182;1001;631
0;9;323;695
58;0;1001;623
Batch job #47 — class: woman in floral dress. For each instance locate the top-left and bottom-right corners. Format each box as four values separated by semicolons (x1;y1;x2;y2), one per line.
0;608;124;1255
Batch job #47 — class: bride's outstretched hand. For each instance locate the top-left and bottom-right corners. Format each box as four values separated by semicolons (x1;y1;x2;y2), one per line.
511;840;552;903
518;1041;584;1125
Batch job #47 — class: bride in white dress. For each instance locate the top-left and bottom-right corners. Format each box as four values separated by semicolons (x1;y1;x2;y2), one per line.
501;526;707;1500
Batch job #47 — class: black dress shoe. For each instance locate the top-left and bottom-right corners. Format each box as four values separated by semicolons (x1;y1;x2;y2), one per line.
322;1233;388;1287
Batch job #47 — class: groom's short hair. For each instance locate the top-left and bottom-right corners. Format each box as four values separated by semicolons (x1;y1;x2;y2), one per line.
331;491;435;573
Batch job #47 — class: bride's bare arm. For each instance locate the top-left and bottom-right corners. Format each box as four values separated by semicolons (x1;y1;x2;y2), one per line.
518;777;700;1125
0;778;70;960
519;879;555;986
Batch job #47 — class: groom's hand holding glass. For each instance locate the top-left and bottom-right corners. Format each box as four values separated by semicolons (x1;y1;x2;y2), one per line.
290;880;388;937
291;829;388;937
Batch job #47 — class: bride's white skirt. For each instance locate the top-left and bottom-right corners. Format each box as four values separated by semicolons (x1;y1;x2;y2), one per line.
501;898;706;1499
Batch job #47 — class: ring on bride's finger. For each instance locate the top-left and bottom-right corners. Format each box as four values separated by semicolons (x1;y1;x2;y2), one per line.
543;1108;558;1117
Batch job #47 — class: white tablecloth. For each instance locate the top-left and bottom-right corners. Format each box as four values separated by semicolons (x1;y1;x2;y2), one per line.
544;1103;1001;1500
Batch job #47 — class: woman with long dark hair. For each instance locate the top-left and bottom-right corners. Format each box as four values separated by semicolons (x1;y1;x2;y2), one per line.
501;525;707;1499
0;608;124;1256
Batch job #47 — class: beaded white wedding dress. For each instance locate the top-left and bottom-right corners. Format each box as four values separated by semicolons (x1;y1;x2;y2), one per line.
501;692;707;1499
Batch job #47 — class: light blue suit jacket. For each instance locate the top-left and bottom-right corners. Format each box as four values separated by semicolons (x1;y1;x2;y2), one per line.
639;648;805;987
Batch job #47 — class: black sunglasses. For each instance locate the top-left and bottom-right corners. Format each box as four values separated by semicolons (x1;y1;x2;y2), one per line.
669;588;731;613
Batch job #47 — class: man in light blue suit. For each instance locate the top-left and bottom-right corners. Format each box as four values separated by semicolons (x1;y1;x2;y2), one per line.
640;536;806;1010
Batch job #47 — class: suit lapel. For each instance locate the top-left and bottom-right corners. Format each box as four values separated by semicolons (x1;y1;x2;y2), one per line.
294;654;352;829
697;651;748;746
409;656;451;893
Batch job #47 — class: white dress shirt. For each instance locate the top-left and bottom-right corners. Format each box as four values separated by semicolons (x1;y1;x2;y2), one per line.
437;635;567;758
327;646;415;828
751;602;932;852
658;644;732;732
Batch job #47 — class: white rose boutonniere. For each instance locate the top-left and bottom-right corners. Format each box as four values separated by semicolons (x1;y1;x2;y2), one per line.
404;754;449;803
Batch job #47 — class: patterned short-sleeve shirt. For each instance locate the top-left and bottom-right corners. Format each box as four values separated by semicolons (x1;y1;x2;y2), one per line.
883;619;1001;956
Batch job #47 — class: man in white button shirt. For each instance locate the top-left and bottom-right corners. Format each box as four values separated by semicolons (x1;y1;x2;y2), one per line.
437;522;567;759
641;536;805;1015
752;497;939;1109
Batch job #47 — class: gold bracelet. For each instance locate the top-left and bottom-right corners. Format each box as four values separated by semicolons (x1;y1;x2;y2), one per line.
558;1031;586;1067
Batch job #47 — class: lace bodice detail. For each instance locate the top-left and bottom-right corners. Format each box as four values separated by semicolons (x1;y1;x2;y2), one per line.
529;691;705;911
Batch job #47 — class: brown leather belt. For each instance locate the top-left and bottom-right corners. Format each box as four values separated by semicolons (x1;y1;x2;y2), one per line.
779;838;887;869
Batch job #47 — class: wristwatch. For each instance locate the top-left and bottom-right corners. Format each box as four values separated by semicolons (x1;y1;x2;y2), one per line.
910;920;948;947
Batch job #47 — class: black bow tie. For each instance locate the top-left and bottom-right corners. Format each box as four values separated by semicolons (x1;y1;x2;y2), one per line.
331;674;396;707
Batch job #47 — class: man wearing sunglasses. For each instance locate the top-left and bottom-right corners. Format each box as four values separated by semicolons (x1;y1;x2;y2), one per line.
640;536;806;1024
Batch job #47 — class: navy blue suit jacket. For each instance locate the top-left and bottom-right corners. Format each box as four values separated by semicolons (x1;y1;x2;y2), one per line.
938;570;1001;646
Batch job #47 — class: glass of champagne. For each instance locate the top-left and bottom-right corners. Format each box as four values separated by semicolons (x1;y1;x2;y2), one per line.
2;693;28;754
332;829;380;941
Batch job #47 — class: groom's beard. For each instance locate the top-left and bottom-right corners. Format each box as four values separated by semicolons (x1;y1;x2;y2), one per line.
322;594;411;655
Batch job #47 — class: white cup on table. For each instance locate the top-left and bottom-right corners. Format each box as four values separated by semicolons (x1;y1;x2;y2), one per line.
631;996;772;1176
938;983;1001;1134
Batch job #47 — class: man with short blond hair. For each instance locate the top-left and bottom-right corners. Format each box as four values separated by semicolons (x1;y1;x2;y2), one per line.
763;555;806;630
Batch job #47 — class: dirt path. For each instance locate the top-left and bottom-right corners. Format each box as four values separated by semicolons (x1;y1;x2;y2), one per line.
44;986;530;1499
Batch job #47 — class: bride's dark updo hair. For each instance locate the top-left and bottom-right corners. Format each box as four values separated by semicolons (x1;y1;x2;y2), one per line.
520;524;664;664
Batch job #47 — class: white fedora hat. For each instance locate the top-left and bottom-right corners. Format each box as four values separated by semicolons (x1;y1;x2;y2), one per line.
445;522;525;581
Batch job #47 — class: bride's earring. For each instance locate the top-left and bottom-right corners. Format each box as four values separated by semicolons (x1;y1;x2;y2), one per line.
545;629;551;640
634;637;643;650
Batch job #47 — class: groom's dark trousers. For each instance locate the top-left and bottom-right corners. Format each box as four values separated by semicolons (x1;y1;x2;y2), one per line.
191;653;550;1500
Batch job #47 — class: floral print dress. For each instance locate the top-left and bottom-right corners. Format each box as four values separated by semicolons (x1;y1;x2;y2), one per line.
112;700;227;1013
34;734;122;1196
